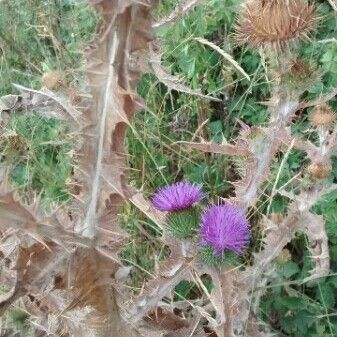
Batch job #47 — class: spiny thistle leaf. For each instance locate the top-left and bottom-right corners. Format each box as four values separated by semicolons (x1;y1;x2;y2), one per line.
73;0;158;239
149;41;221;102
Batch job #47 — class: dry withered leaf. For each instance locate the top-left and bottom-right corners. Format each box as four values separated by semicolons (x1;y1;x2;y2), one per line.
145;307;189;331
0;242;66;315
0;191;37;229
56;247;137;337
149;41;221;102
0;189;90;247
153;0;202;28
179;141;252;156
204;267;240;337
127;238;192;323
12;83;83;125
71;0;158;240
303;213;330;282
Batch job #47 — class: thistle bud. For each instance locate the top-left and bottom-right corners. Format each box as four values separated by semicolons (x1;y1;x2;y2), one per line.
309;105;336;127
68;88;82;105
42;71;67;90
276;249;291;265
283;59;319;91
307;162;331;179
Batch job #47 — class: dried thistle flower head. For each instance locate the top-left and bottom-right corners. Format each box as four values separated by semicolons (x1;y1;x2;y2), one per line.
68;88;82;105
289;58;312;76
307;162;331;179
199;204;250;255
235;0;317;48
309;105;336;127
42;71;67;90
276;248;292;265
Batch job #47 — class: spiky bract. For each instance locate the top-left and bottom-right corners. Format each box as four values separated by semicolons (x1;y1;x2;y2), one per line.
199;245;240;267
167;207;200;239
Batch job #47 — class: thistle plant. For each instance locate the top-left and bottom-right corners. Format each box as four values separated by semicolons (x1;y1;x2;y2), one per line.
0;0;337;337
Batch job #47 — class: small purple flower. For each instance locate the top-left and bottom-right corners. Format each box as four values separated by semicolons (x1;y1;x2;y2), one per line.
200;204;250;255
152;182;204;212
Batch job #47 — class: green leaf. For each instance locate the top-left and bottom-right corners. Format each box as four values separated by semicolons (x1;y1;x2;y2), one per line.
282;261;300;278
317;283;335;309
278;296;307;310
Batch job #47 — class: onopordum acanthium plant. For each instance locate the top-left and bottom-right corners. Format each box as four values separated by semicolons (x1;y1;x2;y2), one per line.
0;0;336;337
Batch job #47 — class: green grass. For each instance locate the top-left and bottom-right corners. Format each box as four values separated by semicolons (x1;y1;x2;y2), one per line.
0;113;73;208
0;0;97;94
0;0;337;336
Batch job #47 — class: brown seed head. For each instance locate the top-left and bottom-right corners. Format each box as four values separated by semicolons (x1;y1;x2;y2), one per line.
307;162;331;179
277;248;292;264
235;0;317;48
68;88;82;105
42;71;67;90
309;105;336;127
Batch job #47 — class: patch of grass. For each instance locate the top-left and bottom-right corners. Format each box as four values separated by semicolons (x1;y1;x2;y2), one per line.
0;113;73;208
0;0;97;94
0;0;97;209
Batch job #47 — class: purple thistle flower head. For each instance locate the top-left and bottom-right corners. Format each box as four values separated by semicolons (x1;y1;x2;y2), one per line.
199;204;250;255
152;182;204;212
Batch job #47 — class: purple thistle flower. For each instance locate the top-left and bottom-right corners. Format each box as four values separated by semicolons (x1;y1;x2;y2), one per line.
152;182;204;212
200;204;250;255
